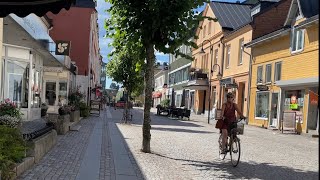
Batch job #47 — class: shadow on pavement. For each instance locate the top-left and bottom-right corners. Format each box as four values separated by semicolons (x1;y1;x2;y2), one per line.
127;108;204;128
151;153;318;180
151;127;215;134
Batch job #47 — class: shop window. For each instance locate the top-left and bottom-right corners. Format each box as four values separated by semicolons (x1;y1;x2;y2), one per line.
291;28;304;53
176;94;181;107
274;62;282;81
58;82;68;106
257;66;263;84
32;71;41;108
6;60;29;108
284;90;304;123
255;92;269;118
265;64;272;83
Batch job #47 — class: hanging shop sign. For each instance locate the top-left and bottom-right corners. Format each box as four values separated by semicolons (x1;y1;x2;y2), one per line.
257;84;269;91
309;90;318;105
55;41;71;55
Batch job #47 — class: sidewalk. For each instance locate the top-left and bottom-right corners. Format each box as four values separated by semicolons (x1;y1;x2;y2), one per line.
18;107;144;180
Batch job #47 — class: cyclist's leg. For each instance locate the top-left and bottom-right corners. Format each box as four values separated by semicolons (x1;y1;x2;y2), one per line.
221;128;228;153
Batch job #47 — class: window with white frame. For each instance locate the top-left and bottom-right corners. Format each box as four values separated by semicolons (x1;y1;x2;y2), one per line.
265;64;272;83
274;62;282;81
291;28;304;53
208;22;212;35
255;91;270;118
238;38;244;65
203;25;206;38
213;49;218;72
226;45;231;68
257;66;263;84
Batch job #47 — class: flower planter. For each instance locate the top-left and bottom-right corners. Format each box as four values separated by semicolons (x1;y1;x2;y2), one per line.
47;114;70;135
70;110;80;122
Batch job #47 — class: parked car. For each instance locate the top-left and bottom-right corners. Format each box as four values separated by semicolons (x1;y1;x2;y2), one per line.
115;101;133;108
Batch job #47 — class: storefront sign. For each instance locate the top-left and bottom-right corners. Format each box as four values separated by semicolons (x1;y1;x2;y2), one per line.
220;78;233;85
55;41;71;55
309;90;318;105
257;85;269;91
215;109;222;120
43;66;63;73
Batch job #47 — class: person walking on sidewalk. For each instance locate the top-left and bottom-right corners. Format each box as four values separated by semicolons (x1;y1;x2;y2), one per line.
220;92;245;154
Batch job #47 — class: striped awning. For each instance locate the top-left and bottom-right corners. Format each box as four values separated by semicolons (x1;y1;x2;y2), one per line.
0;0;76;17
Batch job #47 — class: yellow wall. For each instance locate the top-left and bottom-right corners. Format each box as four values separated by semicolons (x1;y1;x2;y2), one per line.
0;19;3;99
222;27;252;77
249;23;319;131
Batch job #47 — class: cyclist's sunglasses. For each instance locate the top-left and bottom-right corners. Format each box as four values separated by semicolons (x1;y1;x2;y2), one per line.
227;96;234;99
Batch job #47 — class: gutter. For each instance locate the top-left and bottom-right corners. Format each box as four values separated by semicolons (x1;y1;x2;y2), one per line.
218;36;225;108
242;47;252;124
295;15;319;29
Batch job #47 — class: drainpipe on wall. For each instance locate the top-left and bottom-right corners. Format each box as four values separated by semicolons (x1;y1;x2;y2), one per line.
218;36;225;109
242;48;252;125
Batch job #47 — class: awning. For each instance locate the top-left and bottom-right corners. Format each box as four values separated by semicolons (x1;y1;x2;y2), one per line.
152;92;162;98
0;0;76;17
275;77;318;88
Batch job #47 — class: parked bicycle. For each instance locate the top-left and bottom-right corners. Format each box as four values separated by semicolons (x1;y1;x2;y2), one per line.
218;118;245;167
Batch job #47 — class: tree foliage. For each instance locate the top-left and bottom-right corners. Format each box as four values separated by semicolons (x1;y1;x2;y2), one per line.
105;0;214;152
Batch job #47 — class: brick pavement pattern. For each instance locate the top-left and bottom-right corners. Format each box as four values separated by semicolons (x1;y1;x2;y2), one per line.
115;107;319;180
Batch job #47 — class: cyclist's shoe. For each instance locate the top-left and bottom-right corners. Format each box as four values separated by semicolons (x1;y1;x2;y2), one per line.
221;149;227;154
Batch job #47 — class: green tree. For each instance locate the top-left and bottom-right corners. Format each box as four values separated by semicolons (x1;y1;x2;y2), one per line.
105;0;215;152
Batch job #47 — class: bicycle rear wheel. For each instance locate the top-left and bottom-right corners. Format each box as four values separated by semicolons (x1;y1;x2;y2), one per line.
218;134;227;160
230;137;241;167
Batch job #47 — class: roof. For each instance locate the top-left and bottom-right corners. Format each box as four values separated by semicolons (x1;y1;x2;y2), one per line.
244;27;291;47
209;1;252;30
299;0;319;18
0;0;76;17
73;0;96;8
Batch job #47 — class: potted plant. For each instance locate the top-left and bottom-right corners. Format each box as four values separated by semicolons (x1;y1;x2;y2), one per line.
0;99;23;128
69;105;80;122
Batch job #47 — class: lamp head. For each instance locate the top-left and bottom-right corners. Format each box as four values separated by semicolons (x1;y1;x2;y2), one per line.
216;72;222;80
199;46;206;54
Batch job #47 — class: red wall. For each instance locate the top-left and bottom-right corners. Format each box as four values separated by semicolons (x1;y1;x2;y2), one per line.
47;7;95;75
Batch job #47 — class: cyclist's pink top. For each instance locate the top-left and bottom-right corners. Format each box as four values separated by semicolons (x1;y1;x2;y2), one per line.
223;102;236;124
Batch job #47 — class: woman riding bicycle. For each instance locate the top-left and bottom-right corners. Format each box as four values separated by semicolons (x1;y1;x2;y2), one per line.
220;92;245;154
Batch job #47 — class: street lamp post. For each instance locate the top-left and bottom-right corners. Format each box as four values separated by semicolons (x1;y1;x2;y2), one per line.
200;40;222;124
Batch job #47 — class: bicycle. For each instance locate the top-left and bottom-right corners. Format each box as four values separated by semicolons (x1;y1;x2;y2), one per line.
218;118;245;167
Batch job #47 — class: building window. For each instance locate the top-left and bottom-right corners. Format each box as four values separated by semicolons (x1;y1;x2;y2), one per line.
265;64;272;83
274;62;282;81
213;49;218;72
226;45;231;69
176;94;181;107
284;90;305;119
201;55;205;69
203;25;206;38
255;92;270;118
208;22;212;35
6;60;29;108
58;82;68;106
238;38;244;65
205;53;209;72
257;66;263;84
291;28;304;53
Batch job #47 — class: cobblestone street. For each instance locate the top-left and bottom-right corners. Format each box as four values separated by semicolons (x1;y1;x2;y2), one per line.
18;107;318;180
116;107;319;180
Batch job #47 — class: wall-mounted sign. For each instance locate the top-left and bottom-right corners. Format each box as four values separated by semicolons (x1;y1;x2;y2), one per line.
257;84;269;91
220;78;233;85
43;66;63;73
55;41;71;55
309;90;318;105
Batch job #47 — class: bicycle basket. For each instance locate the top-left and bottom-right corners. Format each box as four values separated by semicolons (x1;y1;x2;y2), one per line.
237;123;244;135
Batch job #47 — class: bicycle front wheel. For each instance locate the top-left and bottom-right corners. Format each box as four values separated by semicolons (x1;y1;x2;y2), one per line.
230;137;241;167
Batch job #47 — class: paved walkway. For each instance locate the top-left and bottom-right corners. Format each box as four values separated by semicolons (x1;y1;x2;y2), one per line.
18;108;144;180
19;107;318;180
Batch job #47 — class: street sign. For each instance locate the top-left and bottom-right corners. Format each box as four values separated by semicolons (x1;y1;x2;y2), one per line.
257;84;269;91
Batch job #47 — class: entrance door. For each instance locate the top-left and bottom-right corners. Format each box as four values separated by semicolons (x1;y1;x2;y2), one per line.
269;93;279;128
202;90;206;114
45;82;56;106
190;91;195;112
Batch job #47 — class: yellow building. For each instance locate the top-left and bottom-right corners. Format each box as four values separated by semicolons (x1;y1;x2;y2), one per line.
189;1;253;119
246;0;319;134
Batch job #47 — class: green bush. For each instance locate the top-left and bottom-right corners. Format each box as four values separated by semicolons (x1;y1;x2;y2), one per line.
160;99;170;108
0;125;26;179
79;102;90;117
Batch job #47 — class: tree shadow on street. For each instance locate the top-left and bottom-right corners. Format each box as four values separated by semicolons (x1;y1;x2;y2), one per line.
151;127;216;134
151;153;318;180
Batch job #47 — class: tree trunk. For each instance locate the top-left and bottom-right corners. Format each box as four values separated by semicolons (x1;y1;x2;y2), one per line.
142;43;155;153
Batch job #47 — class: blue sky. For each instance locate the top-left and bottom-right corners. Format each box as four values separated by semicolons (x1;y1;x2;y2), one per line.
97;0;241;88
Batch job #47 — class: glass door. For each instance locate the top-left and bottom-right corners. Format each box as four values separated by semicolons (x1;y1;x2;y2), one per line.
269;92;279;128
